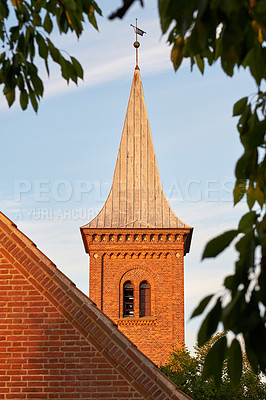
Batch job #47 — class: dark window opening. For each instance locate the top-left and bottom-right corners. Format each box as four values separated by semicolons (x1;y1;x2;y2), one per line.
123;281;134;317
139;281;151;317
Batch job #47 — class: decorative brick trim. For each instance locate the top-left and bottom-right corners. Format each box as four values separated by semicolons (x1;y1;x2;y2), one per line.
117;318;157;326
103;251;172;259
90;232;183;244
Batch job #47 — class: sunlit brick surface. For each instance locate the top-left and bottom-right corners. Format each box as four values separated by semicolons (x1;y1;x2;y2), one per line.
0;213;192;400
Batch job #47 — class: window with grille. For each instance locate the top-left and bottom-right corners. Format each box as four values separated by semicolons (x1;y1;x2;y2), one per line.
139;281;151;317
123;281;134;317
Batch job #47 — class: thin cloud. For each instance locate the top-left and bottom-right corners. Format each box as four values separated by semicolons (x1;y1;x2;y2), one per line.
0;16;178;113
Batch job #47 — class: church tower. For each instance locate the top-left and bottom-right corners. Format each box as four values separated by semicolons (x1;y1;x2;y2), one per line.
81;61;193;365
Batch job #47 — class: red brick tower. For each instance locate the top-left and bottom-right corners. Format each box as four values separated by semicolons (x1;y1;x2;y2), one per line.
81;66;193;365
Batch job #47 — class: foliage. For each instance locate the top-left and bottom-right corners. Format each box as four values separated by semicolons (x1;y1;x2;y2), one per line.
109;0;143;20
111;0;266;386
0;0;102;111
160;333;266;400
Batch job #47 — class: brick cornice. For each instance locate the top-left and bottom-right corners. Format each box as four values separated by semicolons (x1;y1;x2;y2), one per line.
81;227;192;255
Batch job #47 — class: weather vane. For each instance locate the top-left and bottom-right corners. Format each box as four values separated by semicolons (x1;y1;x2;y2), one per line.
130;19;146;68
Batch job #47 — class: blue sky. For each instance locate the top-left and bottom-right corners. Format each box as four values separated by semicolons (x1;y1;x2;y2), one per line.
0;1;257;352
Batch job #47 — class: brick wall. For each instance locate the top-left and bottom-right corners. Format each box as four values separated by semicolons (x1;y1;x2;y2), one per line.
0;252;144;400
0;214;193;400
83;229;190;366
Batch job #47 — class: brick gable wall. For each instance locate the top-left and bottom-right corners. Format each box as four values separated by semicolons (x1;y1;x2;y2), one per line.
0;254;143;399
0;213;192;400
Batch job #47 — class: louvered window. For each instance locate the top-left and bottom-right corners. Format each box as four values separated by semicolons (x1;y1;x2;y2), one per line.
139;281;151;317
123;281;134;317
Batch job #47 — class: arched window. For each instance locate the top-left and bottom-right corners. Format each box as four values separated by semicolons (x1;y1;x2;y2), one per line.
123;281;134;317
139;281;151;317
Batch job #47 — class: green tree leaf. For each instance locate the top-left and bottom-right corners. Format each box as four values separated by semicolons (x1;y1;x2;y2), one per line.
191;294;214;319
235;149;258;180
31;74;44;97
202;230;239;259
195;54;204;74
228;338;242;388
0;0;9;19
158;0;173;34
233;97;248;116
247;184;265;209
47;39;60;63
70;56;83;79
58;10;69;34
19;90;28;110
88;7;99;31
202;335;227;386
29;89;38;112
198;298;222;346
43;11;53;34
36;34;48;60
223;291;246;333
238;211;257;233
4;87;15;107
171;37;184;71
233;180;246;205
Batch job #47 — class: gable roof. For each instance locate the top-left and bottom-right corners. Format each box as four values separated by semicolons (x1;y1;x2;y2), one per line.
0;211;193;400
82;68;192;230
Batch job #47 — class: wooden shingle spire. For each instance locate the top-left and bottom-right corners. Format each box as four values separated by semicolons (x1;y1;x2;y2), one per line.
83;68;192;230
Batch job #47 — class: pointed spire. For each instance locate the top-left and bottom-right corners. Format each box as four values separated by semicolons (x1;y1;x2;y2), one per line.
83;69;192;230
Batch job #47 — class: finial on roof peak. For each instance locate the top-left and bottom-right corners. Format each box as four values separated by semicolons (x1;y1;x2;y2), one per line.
130;18;146;68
